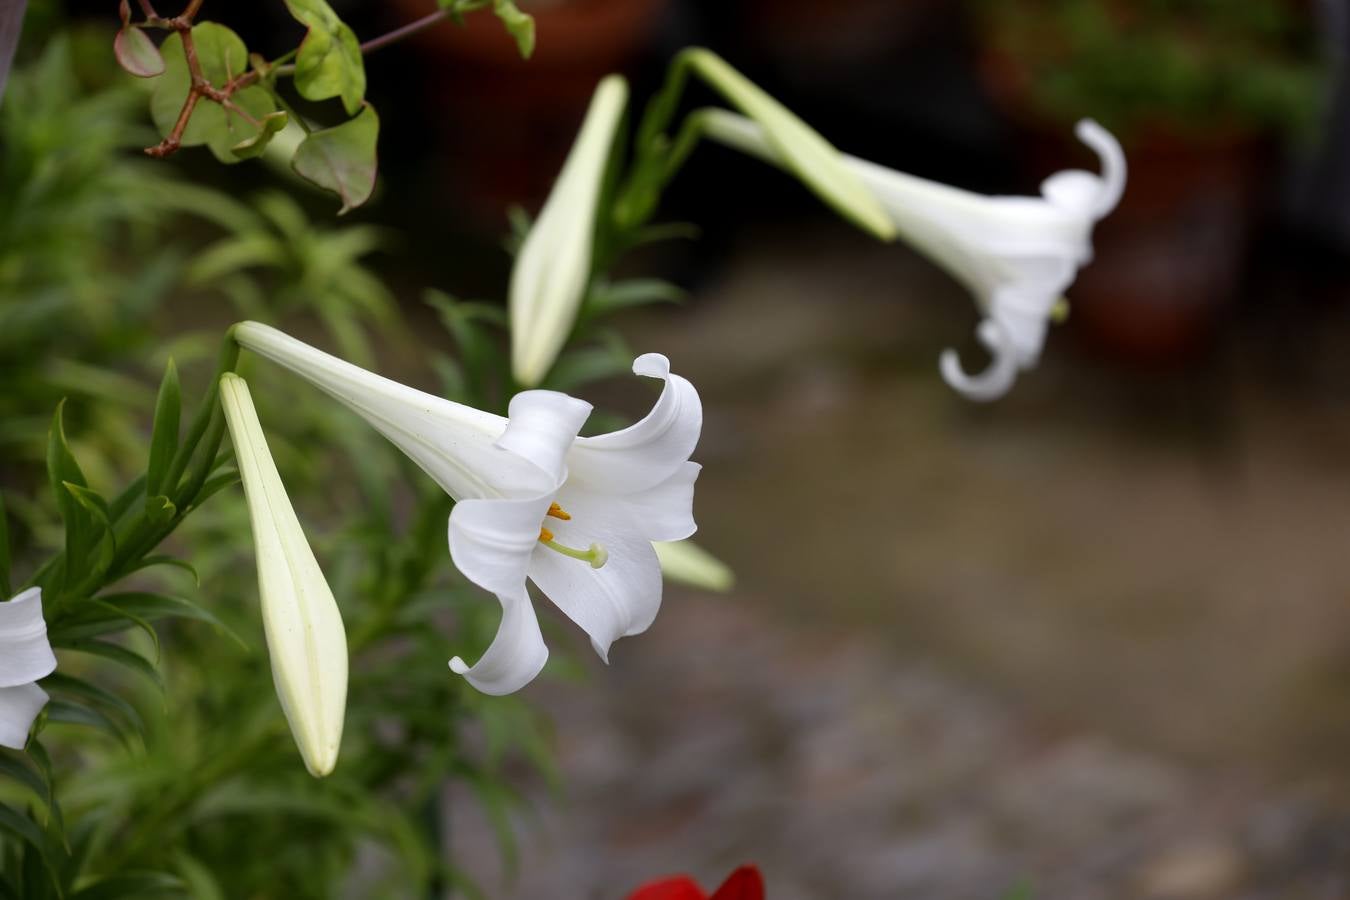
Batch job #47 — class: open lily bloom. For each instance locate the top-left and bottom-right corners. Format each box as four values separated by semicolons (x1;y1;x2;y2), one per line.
0;587;57;749
704;110;1127;401
234;321;701;696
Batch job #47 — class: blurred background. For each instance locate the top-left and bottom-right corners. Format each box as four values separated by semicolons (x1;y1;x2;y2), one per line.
9;0;1350;897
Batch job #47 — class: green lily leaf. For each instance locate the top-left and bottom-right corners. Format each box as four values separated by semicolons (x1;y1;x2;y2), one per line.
145;358;180;497
291;104;380;214
149;24;277;164
283;0;366;115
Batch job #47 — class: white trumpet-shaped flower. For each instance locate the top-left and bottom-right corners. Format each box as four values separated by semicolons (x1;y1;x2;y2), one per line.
703;110;1127;401
220;373;348;776
234;322;701;696
0;587;57;749
510;75;629;388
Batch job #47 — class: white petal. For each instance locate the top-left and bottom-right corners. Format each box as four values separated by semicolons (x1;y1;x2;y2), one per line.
612;461;700;542
495;390;593;484
567;354;703;494
447;585;548;696
0;682;48;749
527;487;663;662
447;494;555;694
940;318;1020;402
0;587;56;689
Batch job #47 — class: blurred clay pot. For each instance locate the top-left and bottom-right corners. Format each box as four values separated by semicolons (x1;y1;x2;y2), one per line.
390;0;670;224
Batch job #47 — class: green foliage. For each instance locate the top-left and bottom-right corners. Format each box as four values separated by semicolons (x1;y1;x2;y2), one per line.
970;0;1325;138
149;25;277;164
290;104;380;215
282;0;366;116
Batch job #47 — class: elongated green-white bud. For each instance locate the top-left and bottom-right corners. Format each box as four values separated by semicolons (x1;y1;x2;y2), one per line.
510;75;629;388
682;48;895;242
654;539;734;592
220;373;348;777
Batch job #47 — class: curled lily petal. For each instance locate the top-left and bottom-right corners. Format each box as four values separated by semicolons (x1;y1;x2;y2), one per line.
568;353;703;494
0;587;56;688
448;496;554;694
940;318;1020;403
495;390;593;485
0;683;49;750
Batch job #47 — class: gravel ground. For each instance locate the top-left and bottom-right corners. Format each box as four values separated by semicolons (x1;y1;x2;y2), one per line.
449;591;1350;900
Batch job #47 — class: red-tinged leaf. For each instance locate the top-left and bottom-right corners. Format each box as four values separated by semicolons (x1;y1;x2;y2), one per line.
115;24;164;77
291;103;379;214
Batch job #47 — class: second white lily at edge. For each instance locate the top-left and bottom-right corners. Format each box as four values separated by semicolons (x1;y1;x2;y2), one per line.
234;321;701;696
0;587;57;750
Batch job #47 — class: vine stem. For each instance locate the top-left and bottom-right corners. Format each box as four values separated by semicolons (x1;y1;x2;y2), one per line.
140;3;454;158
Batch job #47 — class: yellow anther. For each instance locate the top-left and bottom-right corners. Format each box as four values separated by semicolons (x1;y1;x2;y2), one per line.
547;503;572;521
539;527;554;543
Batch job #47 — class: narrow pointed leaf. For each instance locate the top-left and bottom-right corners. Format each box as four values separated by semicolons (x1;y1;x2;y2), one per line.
0;491;10;598
64;640;163;690
146;358;181;497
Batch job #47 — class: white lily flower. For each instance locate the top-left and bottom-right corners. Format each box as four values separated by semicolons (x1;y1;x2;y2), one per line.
220;373;348;777
510;75;628;388
0;587;57;749
234;321;701;696
703;110;1127;401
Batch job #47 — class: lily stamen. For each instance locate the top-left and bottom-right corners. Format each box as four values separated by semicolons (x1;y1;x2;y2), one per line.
538;527;608;569
547;502;572;520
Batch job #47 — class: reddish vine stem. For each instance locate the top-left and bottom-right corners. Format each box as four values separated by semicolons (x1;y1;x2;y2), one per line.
139;2;455;158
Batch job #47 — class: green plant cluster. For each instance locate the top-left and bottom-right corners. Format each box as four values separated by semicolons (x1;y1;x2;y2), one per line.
0;35;583;898
971;0;1326;140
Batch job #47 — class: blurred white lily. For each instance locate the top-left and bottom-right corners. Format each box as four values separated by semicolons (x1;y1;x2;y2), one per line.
0;587;56;749
703;111;1127;401
510;75;628;388
235;322;701;696
220;373;348;777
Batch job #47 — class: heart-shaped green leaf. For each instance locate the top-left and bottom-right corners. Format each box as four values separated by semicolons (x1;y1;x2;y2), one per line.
291;104;380;214
283;0;366;116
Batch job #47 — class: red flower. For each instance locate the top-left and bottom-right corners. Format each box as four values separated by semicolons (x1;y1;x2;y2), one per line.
626;865;764;900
